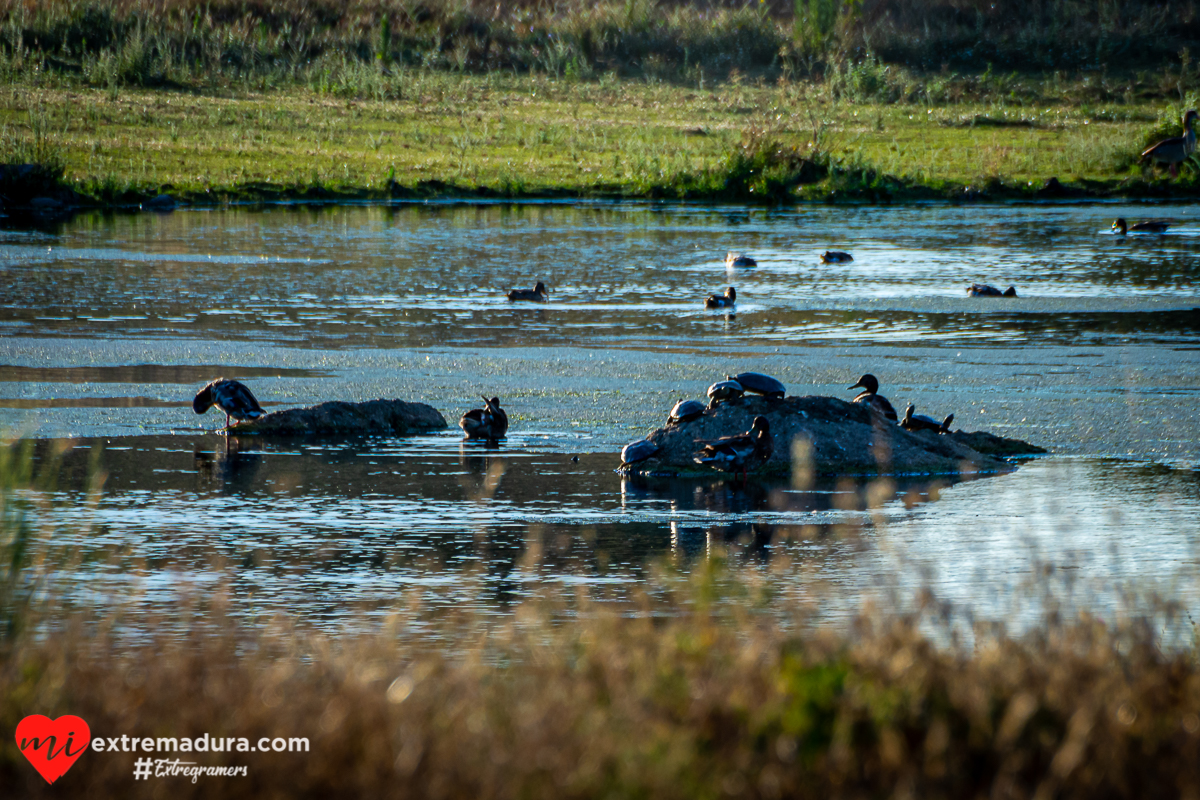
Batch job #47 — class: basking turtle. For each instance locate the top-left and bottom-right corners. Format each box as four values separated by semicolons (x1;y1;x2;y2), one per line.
967;283;1017;297
507;281;548;302
729;372;785;400
193;378;266;428
667;399;706;425
706;379;745;408
694;416;773;479
725;252;757;268
621;438;660;466
459;396;510;440
1112;218;1170;235
847;374;897;422
900;404;954;434
705;286;736;309
820;250;854;263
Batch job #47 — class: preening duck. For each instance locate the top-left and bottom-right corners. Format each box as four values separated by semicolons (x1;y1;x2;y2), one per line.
693;416;773;479
967;283;1018;297
507;281;548;302
705;286;736;309
459;396;510;440
1140;109;1198;178
847;374;898;422
193;378;265;428
725;252;757;268
900;404;954;434
1112;218;1170;235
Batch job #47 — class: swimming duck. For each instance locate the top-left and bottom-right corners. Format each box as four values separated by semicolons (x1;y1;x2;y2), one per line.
820;250;854;263
847;374;898;422
693;416;773;479
1112;218;1170;235
193;378;265;428
967;283;1018;297
507;281;548;302
900;404;954;434
705;286;736;309
1140;109;1198;178
459;396;509;440
725;252;757;268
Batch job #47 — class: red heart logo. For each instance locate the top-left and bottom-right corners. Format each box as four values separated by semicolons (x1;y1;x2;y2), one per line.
15;715;91;784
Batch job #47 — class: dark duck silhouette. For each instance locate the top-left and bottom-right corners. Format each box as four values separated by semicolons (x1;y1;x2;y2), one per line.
847;374;897;422
507;281;548;302
459;396;509;440
1112;218;1170;235
967;283;1017;297
1140;109;1198;178
705;286;736;309
192;378;265;428
694;416;773;479
820;250;854;263
900;404;954;434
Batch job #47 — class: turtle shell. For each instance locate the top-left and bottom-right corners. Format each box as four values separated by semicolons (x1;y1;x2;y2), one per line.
706;380;744;403
668;399;707;424
621;439;659;465
728;372;785;398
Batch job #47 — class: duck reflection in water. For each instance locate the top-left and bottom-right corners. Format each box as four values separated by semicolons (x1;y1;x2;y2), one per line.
458;441;507;503
193;436;262;494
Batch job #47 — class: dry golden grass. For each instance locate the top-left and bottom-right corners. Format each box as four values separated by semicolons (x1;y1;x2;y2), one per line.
4;569;1200;798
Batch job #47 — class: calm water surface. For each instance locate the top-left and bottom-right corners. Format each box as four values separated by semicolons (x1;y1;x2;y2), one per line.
2;202;1198;630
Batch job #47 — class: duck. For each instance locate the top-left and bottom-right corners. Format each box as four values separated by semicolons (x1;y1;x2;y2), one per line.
967;283;1018;297
704;286;736;309
1112;218;1170;235
507;281;548;302
1140;109;1198;177
725;252;757;268
820;250;854;263
192;378;266;428
847;374;898;422
693;416;773;480
900;404;954;434
459;396;509;440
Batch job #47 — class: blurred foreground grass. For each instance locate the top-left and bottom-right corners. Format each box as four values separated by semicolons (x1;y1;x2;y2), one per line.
3;440;1200;798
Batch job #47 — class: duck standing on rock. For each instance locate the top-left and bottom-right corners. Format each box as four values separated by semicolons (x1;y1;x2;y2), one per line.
507;281;548;302
694;416;773;479
193;378;265;429
900;404;954;434
967;283;1018;297
459;396;509;440
705;286;736;309
848;374;898;422
1140;109;1198;178
1112;218;1170;235
725;252;757;268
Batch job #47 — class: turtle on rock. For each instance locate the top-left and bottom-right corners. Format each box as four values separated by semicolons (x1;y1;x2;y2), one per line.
693;416;773;479
193;378;266;429
667;399;707;425
459;396;510;440
621;439;660;467
847;374;898;422
728;372;785;400
900;404;954;434
706;379;745;408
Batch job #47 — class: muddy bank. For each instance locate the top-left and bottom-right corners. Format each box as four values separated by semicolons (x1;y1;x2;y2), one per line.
624;395;1044;477
226;398;446;436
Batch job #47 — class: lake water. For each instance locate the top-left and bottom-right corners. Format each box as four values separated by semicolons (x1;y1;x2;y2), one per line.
1;202;1198;631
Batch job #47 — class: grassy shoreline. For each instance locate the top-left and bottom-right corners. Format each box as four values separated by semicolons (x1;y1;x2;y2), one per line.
4;74;1200;210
